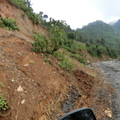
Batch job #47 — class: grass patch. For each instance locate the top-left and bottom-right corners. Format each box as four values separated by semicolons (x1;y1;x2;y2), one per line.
64;46;77;54
53;51;73;72
58;59;73;72
0;83;8;112
70;54;87;65
0;95;8;111
40;53;51;65
32;34;48;53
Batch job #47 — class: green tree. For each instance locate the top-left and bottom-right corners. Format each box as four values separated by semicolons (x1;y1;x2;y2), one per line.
32;23;65;54
39;11;43;18
49;24;65;54
67;32;76;40
119;43;120;55
24;0;31;8
100;38;105;46
90;39;93;44
43;14;48;20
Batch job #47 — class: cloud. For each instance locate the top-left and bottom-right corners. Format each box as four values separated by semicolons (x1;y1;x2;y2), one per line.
31;0;104;28
91;0;120;20
31;0;120;28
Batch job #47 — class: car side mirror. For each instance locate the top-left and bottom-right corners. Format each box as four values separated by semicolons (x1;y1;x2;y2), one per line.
58;108;96;120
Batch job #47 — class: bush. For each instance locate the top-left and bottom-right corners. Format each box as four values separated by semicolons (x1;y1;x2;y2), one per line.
87;45;103;57
32;24;65;54
75;43;86;50
0;95;8;111
64;41;86;54
64;46;77;54
26;12;41;24
70;54;87;64
108;49;118;58
58;59;73;72
86;44;116;58
87;45;98;56
49;24;65;54
32;34;48;52
9;0;30;12
0;20;5;27
53;51;65;60
0;18;19;30
53;51;73;72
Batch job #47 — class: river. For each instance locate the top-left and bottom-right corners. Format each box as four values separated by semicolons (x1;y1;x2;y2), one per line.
90;60;120;120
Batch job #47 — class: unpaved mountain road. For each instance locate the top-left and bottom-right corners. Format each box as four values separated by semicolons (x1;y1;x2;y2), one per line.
90;60;120;120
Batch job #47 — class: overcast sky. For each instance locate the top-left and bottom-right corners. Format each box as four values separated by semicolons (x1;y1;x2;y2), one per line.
31;0;120;29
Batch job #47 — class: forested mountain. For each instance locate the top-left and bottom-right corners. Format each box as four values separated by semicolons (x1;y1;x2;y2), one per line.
76;20;120;55
112;19;120;31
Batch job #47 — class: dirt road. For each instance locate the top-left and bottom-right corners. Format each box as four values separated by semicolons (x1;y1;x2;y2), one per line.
90;60;120;120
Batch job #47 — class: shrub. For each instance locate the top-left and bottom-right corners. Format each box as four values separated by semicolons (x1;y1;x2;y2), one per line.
64;41;86;54
67;32;76;40
64;46;77;54
0;20;5;27
9;0;30;12
70;54;87;64
53;51;65;61
86;44;114;57
32;24;65;54
58;58;73;72
0;95;8;111
75;43;86;50
32;34;48;53
54;51;73;72
49;24;65;54
0;18;19;30
26;12;41;24
87;45;98;56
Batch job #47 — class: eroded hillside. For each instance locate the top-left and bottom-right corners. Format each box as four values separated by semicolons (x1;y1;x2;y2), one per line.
0;1;114;120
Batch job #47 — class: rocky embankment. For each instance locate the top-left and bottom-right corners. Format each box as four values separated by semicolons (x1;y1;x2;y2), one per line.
89;60;120;120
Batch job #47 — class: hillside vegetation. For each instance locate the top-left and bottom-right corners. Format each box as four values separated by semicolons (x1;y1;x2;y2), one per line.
113;19;120;31
7;0;120;59
0;0;115;120
76;21;120;57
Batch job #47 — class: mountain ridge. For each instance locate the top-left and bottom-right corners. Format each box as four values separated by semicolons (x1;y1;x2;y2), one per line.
112;19;120;30
76;20;120;54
